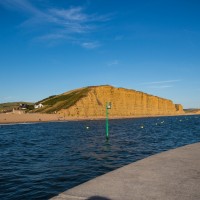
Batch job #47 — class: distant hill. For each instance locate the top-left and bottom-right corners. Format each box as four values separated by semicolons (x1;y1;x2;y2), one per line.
34;85;184;117
184;109;200;114
0;102;34;113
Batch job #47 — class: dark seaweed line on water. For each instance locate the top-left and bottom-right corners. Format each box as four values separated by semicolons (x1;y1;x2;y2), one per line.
0;115;200;200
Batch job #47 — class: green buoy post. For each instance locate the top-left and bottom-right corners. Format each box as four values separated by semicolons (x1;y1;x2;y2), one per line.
106;102;112;140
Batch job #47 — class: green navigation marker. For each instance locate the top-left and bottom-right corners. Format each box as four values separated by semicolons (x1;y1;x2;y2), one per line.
106;102;112;140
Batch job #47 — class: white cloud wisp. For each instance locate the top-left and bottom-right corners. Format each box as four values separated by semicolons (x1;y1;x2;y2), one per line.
139;79;181;90
0;0;111;48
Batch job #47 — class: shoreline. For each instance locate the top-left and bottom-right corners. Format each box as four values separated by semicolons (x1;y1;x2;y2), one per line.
0;112;199;125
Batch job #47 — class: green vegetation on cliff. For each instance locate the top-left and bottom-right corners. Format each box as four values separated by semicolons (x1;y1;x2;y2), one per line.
34;87;91;113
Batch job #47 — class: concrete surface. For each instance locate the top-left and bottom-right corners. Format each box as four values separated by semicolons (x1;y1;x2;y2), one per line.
51;142;200;200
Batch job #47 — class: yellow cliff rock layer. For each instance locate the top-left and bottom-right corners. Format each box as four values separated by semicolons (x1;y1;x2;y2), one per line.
58;85;184;117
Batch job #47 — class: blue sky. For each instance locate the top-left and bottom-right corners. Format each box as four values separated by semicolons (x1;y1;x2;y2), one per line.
0;0;200;108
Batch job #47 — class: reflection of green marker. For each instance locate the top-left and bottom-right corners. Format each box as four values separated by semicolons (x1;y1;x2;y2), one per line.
106;102;112;140
86;126;89;129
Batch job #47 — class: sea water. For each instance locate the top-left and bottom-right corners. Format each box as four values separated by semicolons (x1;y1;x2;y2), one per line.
0;115;200;199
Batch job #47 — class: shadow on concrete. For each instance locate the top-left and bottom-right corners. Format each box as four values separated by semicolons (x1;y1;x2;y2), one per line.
87;196;111;200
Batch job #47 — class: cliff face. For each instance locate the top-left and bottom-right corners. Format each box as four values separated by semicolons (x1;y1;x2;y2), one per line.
58;85;184;117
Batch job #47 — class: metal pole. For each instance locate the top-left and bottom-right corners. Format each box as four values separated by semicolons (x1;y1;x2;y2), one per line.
106;102;109;140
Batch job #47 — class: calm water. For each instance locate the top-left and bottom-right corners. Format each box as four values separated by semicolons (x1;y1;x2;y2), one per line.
0;115;200;200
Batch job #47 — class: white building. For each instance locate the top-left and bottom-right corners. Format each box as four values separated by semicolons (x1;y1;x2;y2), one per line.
34;103;44;109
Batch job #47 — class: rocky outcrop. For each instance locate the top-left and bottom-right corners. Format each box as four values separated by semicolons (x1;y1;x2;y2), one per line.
58;85;184;117
175;104;184;114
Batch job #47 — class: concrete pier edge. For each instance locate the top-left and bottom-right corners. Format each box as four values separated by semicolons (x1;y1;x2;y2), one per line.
51;142;200;200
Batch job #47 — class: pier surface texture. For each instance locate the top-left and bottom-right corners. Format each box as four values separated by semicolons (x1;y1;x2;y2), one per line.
51;142;200;200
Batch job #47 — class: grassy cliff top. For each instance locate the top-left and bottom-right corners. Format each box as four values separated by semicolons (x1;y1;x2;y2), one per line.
34;87;91;113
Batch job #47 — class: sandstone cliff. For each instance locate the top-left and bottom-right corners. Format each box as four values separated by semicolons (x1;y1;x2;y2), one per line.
37;85;184;117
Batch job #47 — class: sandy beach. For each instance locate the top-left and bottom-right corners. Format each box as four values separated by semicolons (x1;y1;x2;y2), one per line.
0;112;198;124
0;113;106;124
0;113;61;124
